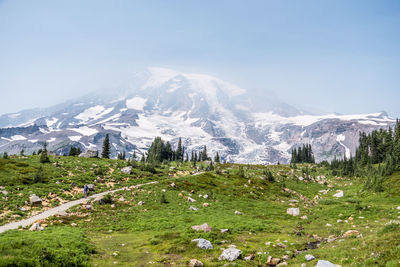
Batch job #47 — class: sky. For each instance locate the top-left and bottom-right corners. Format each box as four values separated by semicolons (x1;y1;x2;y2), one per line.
0;0;400;117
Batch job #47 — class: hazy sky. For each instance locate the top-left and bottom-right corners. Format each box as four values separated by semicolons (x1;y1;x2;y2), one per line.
1;0;399;116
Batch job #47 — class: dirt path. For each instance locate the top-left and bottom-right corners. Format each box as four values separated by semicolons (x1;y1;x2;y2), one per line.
0;181;158;234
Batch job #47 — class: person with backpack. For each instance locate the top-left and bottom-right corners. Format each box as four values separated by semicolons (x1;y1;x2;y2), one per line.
83;184;89;197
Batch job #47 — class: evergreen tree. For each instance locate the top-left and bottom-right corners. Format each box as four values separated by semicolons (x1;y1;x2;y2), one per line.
3;152;8;159
132;151;137;161
20;149;24;156
201;146;208;161
176;138;183;161
40;142;50;163
214;152;220;163
101;134;111;159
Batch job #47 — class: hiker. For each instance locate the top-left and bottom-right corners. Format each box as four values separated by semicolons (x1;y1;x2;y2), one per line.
83;184;88;197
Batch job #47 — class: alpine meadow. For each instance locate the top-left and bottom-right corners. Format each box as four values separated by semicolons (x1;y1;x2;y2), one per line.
0;1;400;266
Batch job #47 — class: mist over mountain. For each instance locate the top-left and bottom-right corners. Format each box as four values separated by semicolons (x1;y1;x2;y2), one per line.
0;67;395;164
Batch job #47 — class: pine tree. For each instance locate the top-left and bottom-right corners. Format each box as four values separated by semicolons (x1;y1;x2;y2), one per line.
201;146;208;161
176;138;183;161
40;142;50;163
214;152;220;163
132;151;137;161
20;149;24;156
3;152;8;159
101;134;111;159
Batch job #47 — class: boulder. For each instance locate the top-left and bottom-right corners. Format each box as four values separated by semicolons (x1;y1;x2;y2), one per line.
79;150;98;158
189;259;204;267
218;247;242;261
234;210;243;215
57;210;69;216
343;230;359;238
333;190;344;198
138;201;144;206
1;190;8;195
287;208;300;216
121;166;132;174
87;184;96;191
189;206;198;211
220;228;230;233
187;197;196;202
29;194;42;205
203;203;209;207
29;222;44;231
267;256;280;265
191;238;213;249
315;260;342;267
305;254;316;261
244;254;255;261
191;223;212;232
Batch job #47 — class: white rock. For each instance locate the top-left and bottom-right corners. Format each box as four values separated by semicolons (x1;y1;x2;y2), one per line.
218;247;242;261
287;208;300;216
29;222;43;231
315;260;342;267
333;190;344;198
305;254;315;261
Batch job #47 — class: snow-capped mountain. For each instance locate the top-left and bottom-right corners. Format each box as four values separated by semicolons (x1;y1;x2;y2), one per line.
0;67;395;163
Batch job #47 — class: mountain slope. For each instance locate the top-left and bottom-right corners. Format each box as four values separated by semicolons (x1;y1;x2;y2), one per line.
0;67;395;163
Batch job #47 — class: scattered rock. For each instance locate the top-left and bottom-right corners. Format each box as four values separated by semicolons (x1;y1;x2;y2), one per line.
19;207;27;212
29;222;43;231
170;182;176;188
203;194;208;199
326;223;332;227
287;208;300;216
234;210;243;215
277;242;287;248
189;259;204;267
218;247;242;261
118;197;126;202
29;194;42;205
188;197;196;202
111;204;116;208
85;205;92;210
87;184;96;191
57;210;69;216
189;206;198;211
277;262;288;266
333;190;344;198
266;256;280;265
121;166;132;174
138;201;145;206
56;181;61;184
343;230;359;238
244;254;255;261
301;215;308;220
220;229;230;233
305;254;315;261
71;223;77;227
191;238;213;249
315;260;342;267
203;202;209;207
191;223;212;233
1;190;8;195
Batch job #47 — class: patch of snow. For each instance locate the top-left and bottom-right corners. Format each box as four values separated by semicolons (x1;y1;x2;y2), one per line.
47;137;56;143
126;97;147;110
75;105;114;122
11;135;27;141
46;117;58;127
28;139;38;143
68;136;82;142
71;126;98;136
336;134;345;142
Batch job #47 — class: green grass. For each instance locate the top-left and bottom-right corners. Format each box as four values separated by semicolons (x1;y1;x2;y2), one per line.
1;156;400;266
